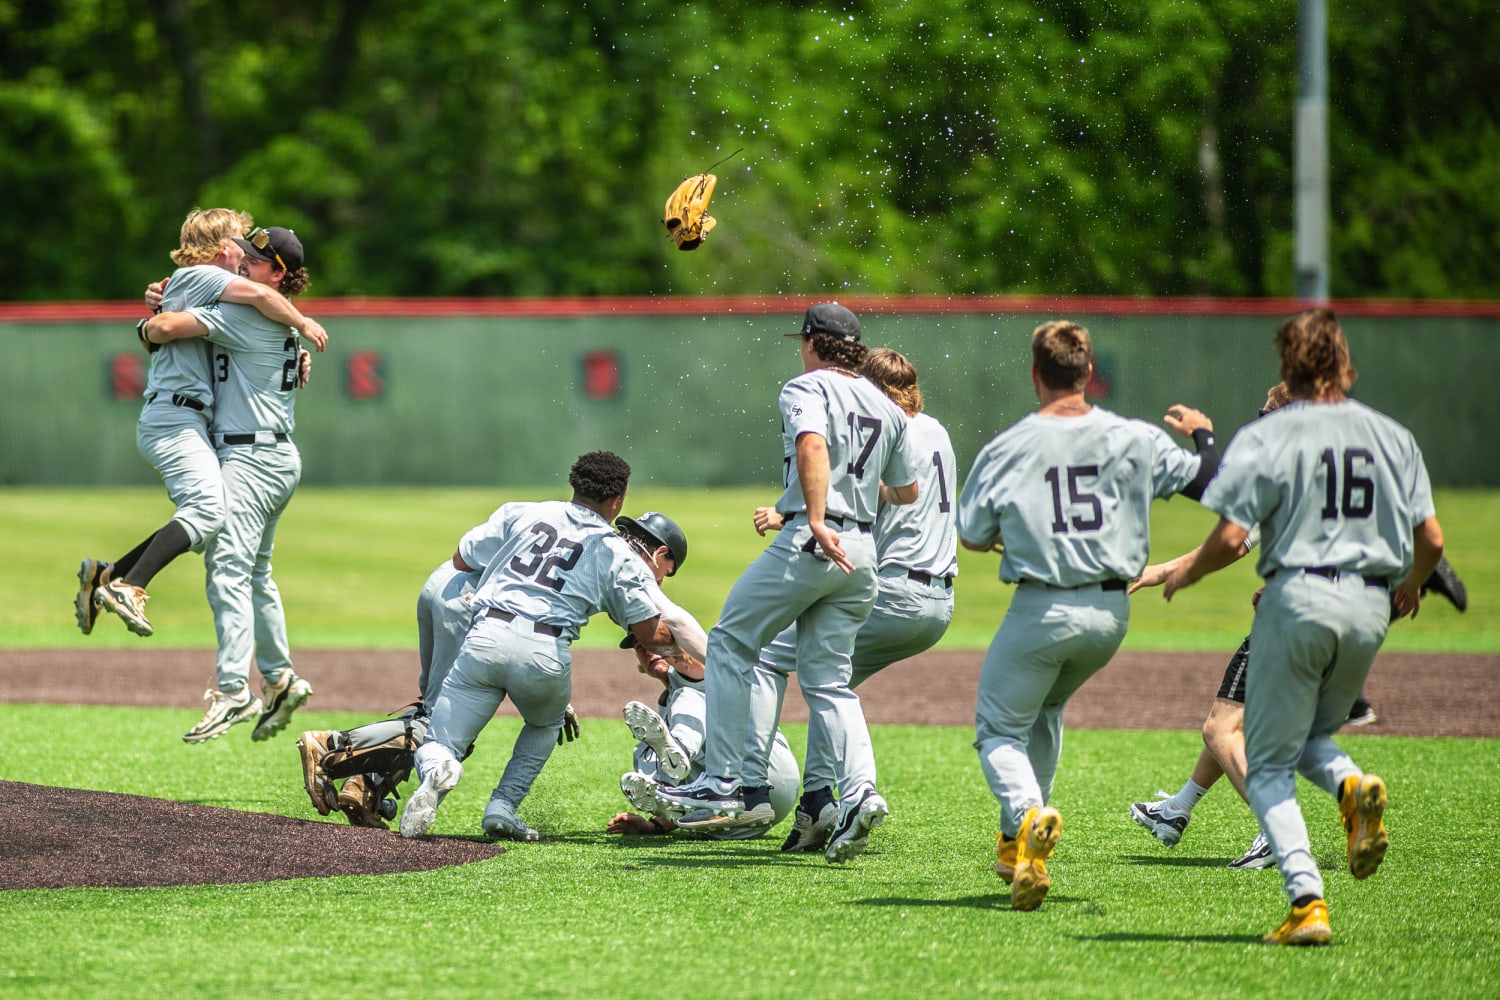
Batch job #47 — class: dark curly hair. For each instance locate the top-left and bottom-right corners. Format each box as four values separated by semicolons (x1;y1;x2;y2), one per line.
278;267;309;298
569;450;631;502
808;332;868;370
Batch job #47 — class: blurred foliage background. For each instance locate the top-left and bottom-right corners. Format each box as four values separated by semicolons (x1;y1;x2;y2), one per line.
2;0;1496;302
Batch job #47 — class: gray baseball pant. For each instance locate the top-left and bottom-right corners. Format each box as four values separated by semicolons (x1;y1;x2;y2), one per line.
1244;572;1390;904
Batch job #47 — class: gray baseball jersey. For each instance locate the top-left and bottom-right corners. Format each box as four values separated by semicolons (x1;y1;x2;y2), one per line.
187;302;301;437
957;407;1202;585
960;406;1203;839
773;369;920;522
701;367;920;804
134;264;240;550
873;410;959;579
1204;399;1435;581
459;500;662;638
146;264;237;407
1204;397;1435;906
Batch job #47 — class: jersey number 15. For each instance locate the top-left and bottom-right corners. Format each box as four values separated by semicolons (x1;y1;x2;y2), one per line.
1045;465;1103;533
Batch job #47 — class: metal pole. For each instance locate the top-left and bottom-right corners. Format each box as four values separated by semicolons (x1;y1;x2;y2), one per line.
1295;0;1329;302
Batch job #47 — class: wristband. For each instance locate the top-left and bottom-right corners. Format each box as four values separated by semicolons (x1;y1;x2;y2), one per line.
137;318;161;353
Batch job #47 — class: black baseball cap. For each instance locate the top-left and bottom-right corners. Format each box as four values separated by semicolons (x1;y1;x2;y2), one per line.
788;302;861;343
234;226;304;272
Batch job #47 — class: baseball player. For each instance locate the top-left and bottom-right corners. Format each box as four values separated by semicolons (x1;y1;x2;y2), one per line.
1160;309;1444;946
607;512;801;841
79;209;326;639
400;451;677;842
296;558;481;828
141;226;323;744
957;319;1220;911
1130;384;1471;870
747;347;959;854
655;303;921;866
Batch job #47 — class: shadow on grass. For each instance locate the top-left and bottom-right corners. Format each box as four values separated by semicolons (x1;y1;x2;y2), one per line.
1121;853;1240;868
1075;931;1262;945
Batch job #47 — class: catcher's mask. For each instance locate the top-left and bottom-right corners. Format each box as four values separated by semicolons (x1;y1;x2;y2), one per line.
616;512;688;576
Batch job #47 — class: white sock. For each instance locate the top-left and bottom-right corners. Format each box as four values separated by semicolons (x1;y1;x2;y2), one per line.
1165;779;1209;814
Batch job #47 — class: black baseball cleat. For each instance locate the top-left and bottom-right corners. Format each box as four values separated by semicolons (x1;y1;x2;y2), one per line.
1421;557;1468;612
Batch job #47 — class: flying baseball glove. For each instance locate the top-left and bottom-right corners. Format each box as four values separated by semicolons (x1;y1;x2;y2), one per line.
663;173;718;251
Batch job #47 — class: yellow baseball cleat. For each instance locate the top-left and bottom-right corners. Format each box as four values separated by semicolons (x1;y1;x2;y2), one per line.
1340;773;1389;879
1010;806;1062;911
995;832;1018;885
1263;898;1331;946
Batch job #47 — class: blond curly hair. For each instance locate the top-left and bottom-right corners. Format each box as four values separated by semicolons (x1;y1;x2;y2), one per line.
170;207;254;266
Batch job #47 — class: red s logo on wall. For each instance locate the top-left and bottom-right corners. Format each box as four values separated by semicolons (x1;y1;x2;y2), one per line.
109;352;145;400
346;350;386;400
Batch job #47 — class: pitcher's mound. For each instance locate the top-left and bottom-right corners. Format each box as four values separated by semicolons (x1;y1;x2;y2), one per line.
0;780;503;890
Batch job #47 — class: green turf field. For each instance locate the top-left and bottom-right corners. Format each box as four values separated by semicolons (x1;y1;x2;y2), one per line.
1;704;1496;996
2;486;1494;651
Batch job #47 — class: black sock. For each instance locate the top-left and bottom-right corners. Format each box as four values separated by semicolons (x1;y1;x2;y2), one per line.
120;520;192;588
1292;894;1321;909
800;786;836;815
111;535;156;580
742;785;773;809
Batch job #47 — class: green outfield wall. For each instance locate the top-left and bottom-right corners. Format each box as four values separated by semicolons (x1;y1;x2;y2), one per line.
3;302;1495;487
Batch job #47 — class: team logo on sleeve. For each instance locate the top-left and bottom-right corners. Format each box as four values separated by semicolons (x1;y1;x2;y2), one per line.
790;404;803;418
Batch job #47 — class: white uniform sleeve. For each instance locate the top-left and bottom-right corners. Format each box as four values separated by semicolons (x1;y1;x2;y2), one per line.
458;503;524;571
654;591;708;662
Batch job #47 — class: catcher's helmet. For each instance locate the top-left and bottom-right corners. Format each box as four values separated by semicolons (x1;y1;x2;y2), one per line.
616;512;688;576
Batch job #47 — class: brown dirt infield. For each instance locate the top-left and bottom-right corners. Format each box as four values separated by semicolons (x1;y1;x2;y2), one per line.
2;647;1495;891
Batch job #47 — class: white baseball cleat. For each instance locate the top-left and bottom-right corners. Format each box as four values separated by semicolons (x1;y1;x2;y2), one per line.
400;758;462;839
620;771;663;813
623;701;691;783
825;787;889;864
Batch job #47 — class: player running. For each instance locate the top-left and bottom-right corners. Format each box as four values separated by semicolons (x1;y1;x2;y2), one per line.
1161;308;1443;946
957;319;1220;911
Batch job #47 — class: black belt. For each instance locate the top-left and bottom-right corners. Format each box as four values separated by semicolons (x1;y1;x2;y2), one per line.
781;511;873;533
146;392;205;411
485;608;565;637
1024;578;1128;592
1300;566;1390;589
907;570;954;589
221;432;289;445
